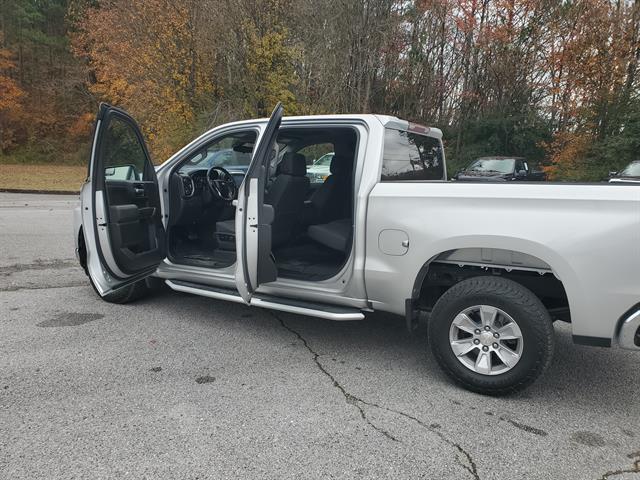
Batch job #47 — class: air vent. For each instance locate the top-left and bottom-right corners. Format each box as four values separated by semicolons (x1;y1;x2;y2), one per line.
182;176;194;197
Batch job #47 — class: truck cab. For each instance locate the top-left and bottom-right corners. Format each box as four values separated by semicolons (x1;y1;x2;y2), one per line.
77;104;444;317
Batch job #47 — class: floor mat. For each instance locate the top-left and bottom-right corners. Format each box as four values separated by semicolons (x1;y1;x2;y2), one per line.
171;240;236;269
274;240;346;281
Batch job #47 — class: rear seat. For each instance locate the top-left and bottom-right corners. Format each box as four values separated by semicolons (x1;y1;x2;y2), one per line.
307;218;352;252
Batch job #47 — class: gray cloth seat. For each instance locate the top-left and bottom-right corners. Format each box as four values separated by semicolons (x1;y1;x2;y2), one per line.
307;218;352;253
216;219;235;236
216;152;310;249
305;154;353;224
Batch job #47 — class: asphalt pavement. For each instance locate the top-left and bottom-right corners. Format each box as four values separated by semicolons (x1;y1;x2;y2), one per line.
1;192;638;479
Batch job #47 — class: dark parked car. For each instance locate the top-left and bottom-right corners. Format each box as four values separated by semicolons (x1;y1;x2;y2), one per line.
453;157;545;182
609;160;640;184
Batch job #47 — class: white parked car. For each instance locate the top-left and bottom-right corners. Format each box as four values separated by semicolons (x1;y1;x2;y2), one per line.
609;160;640;183
74;103;640;395
306;152;334;184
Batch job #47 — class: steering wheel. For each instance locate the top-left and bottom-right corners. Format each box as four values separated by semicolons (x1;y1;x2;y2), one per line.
206;166;237;201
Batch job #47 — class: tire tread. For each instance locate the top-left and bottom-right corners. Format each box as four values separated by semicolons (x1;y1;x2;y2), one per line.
428;276;554;396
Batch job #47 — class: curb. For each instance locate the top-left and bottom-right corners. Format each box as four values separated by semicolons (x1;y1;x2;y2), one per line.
0;188;79;195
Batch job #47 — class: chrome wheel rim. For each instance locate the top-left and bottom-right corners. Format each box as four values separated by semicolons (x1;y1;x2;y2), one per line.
448;305;524;376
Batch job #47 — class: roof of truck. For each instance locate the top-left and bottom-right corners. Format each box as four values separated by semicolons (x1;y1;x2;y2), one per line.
218;114;443;139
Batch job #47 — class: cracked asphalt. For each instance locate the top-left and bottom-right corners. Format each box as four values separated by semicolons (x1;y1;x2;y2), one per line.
1;192;639;479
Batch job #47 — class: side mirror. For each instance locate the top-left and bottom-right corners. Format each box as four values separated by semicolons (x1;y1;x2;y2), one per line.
516;169;527;178
104;165;138;181
609;171;618;178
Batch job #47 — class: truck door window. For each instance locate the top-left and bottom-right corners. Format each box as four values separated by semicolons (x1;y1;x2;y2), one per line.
382;129;444;181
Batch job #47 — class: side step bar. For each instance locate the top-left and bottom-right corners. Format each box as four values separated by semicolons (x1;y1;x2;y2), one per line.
165;279;365;321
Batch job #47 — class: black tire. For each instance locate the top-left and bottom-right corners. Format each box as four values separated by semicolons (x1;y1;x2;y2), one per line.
79;231;150;304
428;276;554;396
87;274;149;304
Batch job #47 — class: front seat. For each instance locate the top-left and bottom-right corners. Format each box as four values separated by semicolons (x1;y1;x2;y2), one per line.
216;152;310;249
305;154;353;225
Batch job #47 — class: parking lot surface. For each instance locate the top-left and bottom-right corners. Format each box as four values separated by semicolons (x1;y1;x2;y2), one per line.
1;192;638;479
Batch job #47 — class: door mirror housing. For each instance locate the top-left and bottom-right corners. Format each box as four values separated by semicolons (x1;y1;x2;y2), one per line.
516;169;527;178
609;171;618;178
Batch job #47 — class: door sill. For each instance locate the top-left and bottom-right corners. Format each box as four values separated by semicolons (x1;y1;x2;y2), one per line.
166;279;365;321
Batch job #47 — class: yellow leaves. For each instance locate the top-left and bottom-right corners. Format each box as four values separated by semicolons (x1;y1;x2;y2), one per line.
243;27;301;116
70;0;216;161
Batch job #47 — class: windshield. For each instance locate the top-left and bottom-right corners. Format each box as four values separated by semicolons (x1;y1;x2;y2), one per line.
467;158;515;174
183;132;256;170
619;161;640;177
313;153;334;166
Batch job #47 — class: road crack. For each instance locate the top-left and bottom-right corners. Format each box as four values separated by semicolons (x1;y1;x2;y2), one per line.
599;451;640;480
273;312;398;441
273;312;480;479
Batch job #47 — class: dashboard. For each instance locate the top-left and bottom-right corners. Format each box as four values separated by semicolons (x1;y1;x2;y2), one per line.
169;167;247;227
178;167;247;199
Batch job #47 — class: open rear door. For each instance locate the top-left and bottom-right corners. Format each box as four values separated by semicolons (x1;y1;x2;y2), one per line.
235;103;282;303
82;103;166;296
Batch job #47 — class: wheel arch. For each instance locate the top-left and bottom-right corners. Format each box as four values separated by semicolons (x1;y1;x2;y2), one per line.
407;246;573;330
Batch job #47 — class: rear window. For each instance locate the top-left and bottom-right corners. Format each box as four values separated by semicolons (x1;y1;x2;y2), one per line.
382;128;444;181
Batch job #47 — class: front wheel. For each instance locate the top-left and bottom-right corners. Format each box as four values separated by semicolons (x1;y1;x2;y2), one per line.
428;276;554;396
88;275;150;304
79;231;153;304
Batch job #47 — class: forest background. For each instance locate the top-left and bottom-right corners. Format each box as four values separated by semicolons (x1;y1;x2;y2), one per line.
1;0;639;185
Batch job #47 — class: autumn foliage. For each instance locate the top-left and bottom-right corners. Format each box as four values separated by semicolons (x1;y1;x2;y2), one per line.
0;0;638;179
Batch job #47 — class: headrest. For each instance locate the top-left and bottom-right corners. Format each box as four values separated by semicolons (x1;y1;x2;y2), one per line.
280;152;307;176
330;155;353;176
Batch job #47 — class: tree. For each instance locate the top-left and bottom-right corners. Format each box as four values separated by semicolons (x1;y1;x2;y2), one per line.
0;41;25;152
71;0;219;160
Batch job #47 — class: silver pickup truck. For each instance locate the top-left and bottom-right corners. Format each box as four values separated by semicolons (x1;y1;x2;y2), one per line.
74;103;640;395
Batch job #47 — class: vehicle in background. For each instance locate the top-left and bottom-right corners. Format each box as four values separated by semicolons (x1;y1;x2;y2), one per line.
609;160;640;184
306;152;334;184
453;156;545;182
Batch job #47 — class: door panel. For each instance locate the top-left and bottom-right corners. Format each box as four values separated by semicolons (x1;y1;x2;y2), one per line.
84;103;165;295
235;103;282;303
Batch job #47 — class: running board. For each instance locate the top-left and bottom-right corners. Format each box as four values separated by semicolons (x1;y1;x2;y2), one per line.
165;279;365;321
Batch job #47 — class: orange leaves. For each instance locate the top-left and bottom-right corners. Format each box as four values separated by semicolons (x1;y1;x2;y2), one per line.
67;113;95;140
543;131;591;181
0;48;23;111
0;46;25;152
71;0;217;160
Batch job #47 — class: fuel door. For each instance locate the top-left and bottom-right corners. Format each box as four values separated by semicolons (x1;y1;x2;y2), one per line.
378;229;409;256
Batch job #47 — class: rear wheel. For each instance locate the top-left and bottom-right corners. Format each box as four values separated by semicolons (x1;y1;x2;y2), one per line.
428;276;554;395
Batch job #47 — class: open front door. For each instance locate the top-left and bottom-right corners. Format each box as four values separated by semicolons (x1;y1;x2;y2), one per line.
82;103;166;296
235;103;282;303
